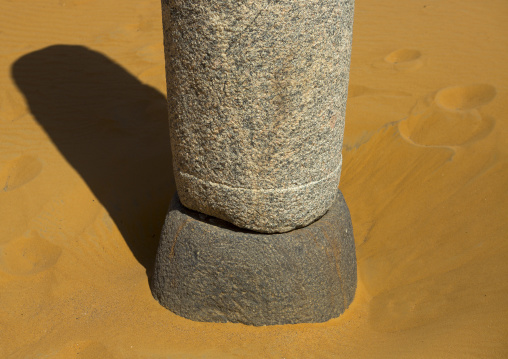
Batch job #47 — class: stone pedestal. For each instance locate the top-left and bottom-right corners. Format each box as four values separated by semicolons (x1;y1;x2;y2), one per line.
151;190;356;326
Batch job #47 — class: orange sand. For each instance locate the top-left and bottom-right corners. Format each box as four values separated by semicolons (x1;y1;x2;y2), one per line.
1;0;507;357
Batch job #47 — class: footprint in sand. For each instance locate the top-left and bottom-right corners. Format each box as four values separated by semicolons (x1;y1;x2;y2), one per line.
434;84;497;111
103;14;156;42
373;48;424;71
348;84;411;99
0;155;42;192
0;230;61;275
136;43;164;64
43;340;116;358
399;84;497;147
58;0;96;6
369;279;457;332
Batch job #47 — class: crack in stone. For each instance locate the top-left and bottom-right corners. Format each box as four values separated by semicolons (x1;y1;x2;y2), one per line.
169;218;191;259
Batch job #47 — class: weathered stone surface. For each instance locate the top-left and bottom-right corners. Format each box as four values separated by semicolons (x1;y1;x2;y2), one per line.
162;0;355;233
151;190;357;326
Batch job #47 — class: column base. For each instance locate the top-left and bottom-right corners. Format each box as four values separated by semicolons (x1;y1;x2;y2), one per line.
151;190;357;326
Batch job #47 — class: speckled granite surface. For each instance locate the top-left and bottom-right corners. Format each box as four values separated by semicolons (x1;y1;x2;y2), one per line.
162;0;354;232
151;191;357;325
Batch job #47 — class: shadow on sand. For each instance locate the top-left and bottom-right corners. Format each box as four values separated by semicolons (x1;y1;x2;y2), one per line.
11;45;175;274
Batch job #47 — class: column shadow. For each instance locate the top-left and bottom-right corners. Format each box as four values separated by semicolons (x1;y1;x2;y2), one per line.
11;45;175;274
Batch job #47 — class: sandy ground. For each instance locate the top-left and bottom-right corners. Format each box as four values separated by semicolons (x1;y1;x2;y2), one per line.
1;0;507;357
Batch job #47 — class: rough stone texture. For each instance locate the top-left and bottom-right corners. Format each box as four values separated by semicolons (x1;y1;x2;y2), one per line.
162;0;355;233
151;190;357;326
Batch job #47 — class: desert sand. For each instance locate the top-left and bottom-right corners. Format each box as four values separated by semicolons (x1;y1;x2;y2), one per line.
1;0;507;357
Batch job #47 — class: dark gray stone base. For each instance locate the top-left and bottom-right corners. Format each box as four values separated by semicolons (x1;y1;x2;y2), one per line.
151;190;356;326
